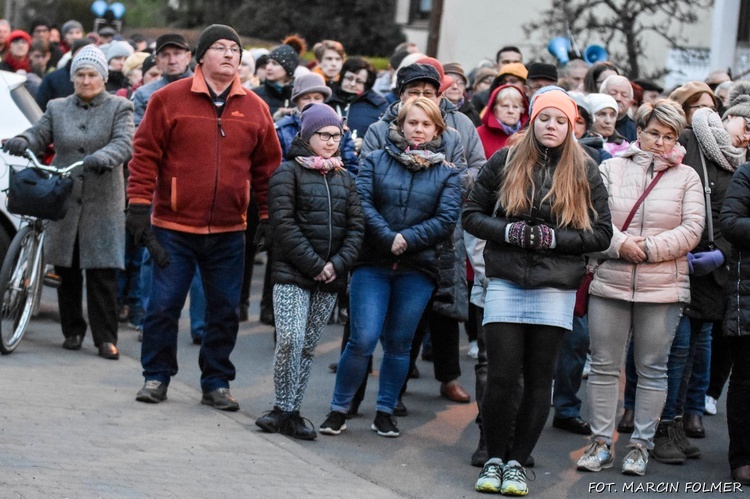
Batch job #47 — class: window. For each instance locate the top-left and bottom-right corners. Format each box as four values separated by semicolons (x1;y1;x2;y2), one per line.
738;0;750;43
409;0;432;24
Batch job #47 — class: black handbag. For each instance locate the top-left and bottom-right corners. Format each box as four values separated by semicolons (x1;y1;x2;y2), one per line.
6;167;74;221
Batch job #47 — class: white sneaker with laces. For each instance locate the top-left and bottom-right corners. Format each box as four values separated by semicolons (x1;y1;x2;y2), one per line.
622;443;649;476
475;457;504;493
500;460;530;496
705;395;718;415
576;439;613;472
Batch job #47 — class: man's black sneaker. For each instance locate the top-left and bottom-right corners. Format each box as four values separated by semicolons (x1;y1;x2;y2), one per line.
256;406;285;433
280;411;317;440
201;387;240;411
320;411;347;435
136;380;168;403
371;411;400;437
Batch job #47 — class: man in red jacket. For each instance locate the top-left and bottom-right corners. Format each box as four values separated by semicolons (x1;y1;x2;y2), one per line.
126;24;281;410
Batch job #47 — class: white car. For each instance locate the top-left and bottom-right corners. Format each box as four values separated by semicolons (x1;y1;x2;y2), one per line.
0;70;43;260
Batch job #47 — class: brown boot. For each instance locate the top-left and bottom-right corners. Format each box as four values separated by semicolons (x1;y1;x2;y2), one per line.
683;413;705;438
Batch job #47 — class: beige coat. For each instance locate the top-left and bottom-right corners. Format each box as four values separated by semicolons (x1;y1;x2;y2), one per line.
589;143;705;304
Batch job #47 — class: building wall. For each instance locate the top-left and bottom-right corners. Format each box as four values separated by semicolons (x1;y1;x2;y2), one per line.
395;0;715;85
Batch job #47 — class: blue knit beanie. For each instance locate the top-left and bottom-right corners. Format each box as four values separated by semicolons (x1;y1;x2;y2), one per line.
300;103;343;143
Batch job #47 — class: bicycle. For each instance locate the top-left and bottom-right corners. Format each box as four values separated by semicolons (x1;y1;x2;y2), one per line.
0;148;80;354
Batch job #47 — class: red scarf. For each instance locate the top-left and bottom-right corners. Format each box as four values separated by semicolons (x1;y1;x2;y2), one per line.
3;53;31;73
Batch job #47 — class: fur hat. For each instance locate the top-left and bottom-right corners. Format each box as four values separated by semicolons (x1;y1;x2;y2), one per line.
268;44;300;77
292;73;331;104
71;44;108;82
723;81;750;120
529;88;577;126
300;103;343;143
587;93;618;115
195;24;242;64
396;63;441;95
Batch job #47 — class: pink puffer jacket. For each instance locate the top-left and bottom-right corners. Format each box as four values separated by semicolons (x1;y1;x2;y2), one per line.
589;142;705;304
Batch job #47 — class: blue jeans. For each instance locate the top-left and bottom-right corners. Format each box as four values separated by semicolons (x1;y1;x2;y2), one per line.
331;265;435;414
679;319;712;416
141;227;244;392
117;231;145;325
624;314;691;420
553;315;589;419
138;252;206;340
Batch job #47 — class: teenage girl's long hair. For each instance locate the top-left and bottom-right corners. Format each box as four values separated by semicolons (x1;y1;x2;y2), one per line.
500;124;595;231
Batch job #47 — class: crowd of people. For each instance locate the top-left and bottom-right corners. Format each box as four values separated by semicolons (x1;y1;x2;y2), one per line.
2;16;750;496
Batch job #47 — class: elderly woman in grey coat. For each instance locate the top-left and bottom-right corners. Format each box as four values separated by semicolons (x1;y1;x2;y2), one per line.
3;45;134;359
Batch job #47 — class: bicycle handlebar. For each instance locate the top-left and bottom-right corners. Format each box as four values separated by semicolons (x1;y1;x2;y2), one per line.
21;148;83;175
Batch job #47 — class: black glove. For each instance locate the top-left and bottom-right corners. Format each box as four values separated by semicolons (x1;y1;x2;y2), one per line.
529;224;555;250
2;137;29;156
141;229;171;268
126;204;170;268
126;203;151;245
506;220;532;248
254;219;270;252
82;155;111;174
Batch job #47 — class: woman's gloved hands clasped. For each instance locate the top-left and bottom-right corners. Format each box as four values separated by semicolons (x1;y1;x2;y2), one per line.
506;220;555;250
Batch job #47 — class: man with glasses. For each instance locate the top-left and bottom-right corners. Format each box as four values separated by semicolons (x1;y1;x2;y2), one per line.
127;24;282;411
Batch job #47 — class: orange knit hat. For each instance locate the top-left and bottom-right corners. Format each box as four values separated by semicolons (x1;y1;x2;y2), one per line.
529;89;578;126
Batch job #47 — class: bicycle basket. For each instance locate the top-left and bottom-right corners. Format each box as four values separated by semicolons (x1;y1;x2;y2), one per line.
6;167;74;221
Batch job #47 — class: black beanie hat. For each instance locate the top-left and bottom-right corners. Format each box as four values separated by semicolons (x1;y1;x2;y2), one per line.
195;24;242;64
268;44;300;77
396;63;441;95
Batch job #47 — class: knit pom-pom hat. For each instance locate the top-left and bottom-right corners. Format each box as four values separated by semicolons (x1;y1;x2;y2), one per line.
723;81;750;120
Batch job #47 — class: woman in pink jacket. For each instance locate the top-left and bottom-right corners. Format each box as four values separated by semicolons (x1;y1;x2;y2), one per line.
577;100;705;476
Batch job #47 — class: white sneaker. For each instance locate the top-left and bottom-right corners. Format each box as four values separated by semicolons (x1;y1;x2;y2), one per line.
475;457;503;493
468;340;479;359
705;395;718;416
577;439;613;472
622;443;649;476
500;460;530;496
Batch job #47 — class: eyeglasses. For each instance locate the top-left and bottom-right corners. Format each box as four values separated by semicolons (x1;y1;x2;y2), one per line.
448;76;466;88
313;131;343;142
343;74;367;86
642;128;676;144
405;89;437;99
208;44;241;55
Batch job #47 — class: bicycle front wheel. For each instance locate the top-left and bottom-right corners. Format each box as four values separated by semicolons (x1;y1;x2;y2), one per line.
0;225;42;354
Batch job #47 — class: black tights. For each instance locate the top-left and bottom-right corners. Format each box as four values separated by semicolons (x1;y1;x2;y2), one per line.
482;322;565;464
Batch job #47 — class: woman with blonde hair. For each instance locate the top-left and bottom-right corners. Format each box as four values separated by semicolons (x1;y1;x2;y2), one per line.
321;96;462;439
463;89;612;495
578;99;705;477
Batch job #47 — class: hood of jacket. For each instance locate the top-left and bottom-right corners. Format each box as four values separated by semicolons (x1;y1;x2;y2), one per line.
480;84;529;130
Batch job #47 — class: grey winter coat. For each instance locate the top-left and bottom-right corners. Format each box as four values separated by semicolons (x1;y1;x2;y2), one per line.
20;90;134;269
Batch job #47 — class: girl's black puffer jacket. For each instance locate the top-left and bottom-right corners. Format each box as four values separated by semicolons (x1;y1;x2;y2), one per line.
462;146;613;290
268;137;365;293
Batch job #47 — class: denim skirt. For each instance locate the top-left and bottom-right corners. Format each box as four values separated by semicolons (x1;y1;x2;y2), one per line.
483;278;576;330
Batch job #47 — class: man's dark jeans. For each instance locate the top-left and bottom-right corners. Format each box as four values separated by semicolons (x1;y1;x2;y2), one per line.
141;227;244;392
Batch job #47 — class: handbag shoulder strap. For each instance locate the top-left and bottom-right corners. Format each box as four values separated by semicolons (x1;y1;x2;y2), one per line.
621;168;666;232
697;148;715;244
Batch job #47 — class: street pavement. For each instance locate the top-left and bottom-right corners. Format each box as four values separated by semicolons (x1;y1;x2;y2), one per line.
0;271;745;498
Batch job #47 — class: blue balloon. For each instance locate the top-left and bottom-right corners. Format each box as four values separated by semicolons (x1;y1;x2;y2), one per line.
109;2;126;19
91;0;108;17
